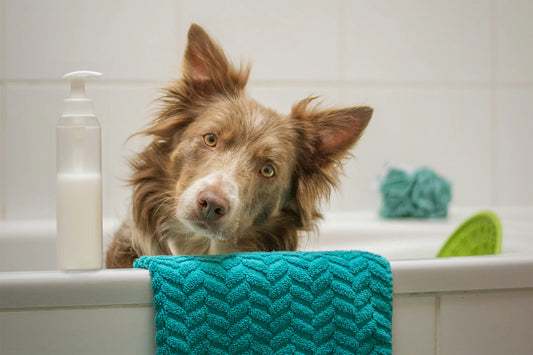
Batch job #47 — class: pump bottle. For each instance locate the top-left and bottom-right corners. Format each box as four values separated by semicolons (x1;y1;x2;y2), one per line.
57;71;103;270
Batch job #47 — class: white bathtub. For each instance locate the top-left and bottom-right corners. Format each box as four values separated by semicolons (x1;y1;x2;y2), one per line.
1;207;532;354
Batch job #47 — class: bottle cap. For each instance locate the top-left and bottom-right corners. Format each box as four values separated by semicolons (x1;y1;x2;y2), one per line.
62;71;102;117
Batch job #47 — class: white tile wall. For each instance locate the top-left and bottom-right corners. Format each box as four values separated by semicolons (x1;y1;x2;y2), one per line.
180;0;341;82
247;85;342;116
495;0;533;83
0;0;3;77
5;0;182;80
1;0;533;220
91;85;160;220
392;295;436;355
495;87;533;205
1;306;156;354
5;85;70;219
332;86;493;211
439;291;533;354
342;0;492;83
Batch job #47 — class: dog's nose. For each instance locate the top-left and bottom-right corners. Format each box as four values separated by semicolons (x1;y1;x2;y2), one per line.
197;188;229;221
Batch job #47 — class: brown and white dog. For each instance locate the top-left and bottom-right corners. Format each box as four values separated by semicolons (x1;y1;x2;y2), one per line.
106;24;372;268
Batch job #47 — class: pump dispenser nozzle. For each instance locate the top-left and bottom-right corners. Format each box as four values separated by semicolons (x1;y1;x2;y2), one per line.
62;71;102;117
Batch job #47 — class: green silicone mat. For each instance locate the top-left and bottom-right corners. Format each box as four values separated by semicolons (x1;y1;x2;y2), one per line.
437;211;502;257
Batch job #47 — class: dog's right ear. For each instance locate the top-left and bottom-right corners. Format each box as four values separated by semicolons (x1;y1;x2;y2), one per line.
289;98;373;228
182;24;250;95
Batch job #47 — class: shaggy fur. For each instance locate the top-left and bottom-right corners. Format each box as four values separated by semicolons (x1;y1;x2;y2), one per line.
106;24;372;268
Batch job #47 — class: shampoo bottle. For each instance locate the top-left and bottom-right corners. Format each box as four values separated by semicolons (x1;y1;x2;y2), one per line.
57;71;103;270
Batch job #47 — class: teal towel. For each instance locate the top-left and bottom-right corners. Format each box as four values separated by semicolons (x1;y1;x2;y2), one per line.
134;251;393;355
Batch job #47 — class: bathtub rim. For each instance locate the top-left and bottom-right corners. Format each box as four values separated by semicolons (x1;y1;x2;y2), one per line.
1;254;532;311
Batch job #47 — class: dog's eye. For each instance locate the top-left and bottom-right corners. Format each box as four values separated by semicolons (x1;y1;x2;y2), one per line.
260;164;276;178
203;134;217;147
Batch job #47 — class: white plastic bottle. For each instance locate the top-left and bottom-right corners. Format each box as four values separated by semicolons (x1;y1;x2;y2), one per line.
57;71;103;270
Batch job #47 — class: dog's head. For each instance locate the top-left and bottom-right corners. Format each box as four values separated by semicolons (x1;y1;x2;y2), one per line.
131;24;372;255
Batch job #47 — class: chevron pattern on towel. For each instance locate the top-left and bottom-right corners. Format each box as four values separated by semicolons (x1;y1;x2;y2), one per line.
134;251;393;355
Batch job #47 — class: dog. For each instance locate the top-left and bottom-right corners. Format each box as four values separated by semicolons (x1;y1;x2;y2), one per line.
106;24;373;268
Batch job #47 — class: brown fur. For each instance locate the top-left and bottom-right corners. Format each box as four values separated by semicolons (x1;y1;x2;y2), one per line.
106;24;372;268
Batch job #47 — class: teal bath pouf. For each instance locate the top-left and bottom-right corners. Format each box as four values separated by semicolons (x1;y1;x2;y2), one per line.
379;166;452;218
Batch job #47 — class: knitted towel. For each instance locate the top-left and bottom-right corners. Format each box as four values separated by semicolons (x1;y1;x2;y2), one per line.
134;251;393;355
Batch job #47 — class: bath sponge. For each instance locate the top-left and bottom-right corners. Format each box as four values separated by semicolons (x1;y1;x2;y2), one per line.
437;211;502;257
379;166;452;218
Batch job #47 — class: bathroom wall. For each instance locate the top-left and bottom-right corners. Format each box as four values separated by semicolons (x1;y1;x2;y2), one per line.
1;0;532;221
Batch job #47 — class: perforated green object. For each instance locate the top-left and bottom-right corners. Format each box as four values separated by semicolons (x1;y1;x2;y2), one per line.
437;211;502;257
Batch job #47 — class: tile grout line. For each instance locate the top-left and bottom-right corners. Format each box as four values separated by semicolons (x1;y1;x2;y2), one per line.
434;295;441;355
2;78;533;89
3;79;167;87
490;0;499;206
337;0;346;103
250;81;533;88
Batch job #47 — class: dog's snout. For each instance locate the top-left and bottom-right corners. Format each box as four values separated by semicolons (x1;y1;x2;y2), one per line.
197;188;230;221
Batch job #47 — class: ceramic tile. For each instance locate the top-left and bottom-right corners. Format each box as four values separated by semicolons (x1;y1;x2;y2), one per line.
392;295;436;355
5;0;181;80
247;84;342;116
1;307;156;354
5;85;64;219
0;0;4;79
180;0;341;81
495;87;533;205
329;86;492;212
439;291;533;354
342;0;492;83
495;0;533;82
91;85;158;221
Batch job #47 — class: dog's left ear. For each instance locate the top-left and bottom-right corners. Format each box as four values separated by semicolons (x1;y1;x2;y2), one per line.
292;99;373;164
